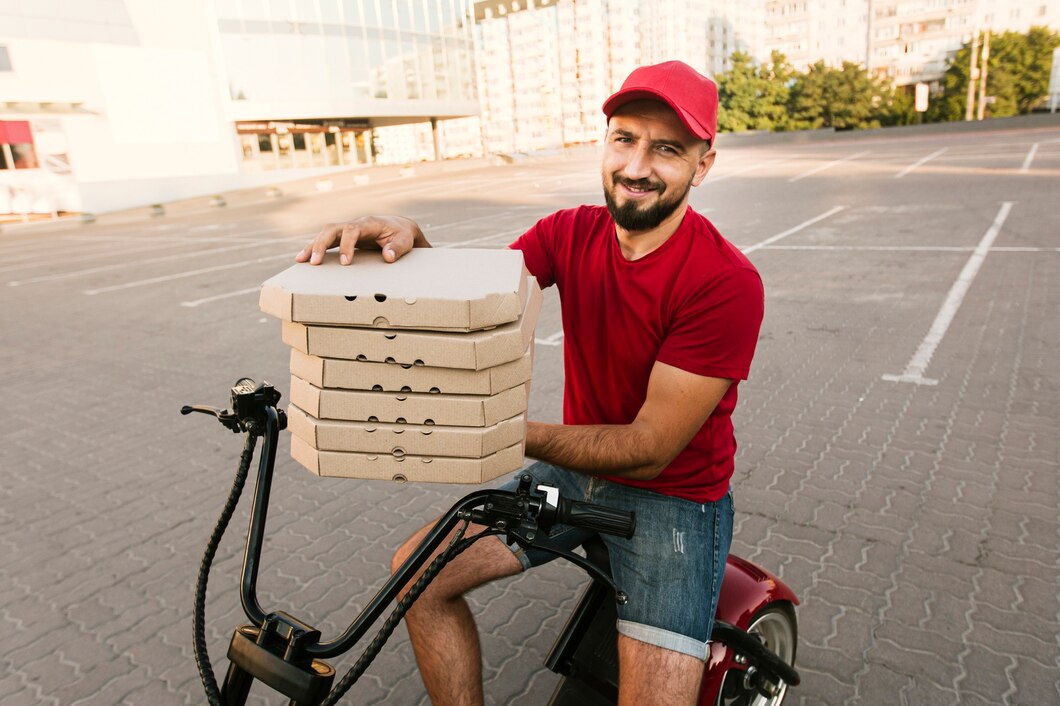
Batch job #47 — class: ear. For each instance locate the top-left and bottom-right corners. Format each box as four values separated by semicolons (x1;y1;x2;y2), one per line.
690;147;716;187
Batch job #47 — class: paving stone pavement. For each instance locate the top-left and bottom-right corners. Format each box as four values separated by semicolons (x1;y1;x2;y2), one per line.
1;121;1058;705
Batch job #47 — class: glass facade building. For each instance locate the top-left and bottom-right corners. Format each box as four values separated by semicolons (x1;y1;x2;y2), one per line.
213;0;481;169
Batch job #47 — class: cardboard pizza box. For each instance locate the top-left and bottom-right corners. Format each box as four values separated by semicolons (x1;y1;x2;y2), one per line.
281;277;541;370
289;375;528;427
290;435;526;483
288;344;534;395
287;404;526;458
260;248;529;331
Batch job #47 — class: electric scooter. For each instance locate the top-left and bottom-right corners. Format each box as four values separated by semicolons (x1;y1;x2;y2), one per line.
185;379;800;705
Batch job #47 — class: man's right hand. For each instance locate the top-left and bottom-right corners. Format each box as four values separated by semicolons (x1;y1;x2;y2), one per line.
295;215;429;266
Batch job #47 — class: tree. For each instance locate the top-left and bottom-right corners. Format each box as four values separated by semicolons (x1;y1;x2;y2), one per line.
788;61;884;130
929;26;1060;122
717;51;795;132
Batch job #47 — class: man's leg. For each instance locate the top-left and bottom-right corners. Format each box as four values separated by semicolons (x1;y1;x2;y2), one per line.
616;634;705;706
391;521;523;706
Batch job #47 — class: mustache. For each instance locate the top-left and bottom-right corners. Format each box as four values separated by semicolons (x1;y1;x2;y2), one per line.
612;174;664;192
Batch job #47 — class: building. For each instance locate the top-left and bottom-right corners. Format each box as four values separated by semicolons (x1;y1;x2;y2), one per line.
1;0;481;217
867;0;1060;87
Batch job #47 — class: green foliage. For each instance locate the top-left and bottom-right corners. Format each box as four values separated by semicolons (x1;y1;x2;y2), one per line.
930;26;1060;121
715;26;1057;133
716;55;912;133
717;51;794;132
788;61;892;130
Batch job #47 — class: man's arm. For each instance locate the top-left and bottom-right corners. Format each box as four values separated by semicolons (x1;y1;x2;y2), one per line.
525;361;731;481
296;215;431;265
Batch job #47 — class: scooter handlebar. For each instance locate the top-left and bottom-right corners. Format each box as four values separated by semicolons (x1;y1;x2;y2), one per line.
555;498;636;539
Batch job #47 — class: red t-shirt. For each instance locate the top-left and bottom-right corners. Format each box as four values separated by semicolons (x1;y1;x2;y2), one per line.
511;205;764;503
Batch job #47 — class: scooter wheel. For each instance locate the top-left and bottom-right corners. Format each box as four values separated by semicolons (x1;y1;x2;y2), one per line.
715;603;797;706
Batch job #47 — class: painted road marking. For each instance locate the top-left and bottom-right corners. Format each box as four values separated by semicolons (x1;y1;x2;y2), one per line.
84;252;294;295
742;206;846;255
894;148;948;179
535;331;564;347
882;202;1015;386
181;286;262;308
1020;143;1039;172
11;233;308;287
761;245;1058;252
788;151;869;182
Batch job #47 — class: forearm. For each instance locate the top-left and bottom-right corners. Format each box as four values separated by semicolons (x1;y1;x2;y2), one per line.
524;420;670;481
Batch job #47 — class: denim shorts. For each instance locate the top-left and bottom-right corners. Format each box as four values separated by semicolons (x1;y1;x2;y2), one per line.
498;461;734;660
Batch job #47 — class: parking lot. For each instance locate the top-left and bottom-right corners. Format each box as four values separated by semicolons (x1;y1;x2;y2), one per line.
1;117;1058;705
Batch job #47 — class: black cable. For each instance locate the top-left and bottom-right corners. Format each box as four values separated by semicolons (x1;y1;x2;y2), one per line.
193;433;257;706
321;526;503;705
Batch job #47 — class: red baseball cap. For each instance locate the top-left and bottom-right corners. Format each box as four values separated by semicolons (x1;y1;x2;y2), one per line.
602;61;718;145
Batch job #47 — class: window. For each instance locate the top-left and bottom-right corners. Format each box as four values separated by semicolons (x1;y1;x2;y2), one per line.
0;46;11;71
0;121;38;170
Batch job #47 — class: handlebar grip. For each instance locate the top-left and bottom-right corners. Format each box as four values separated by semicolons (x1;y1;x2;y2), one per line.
557;498;636;539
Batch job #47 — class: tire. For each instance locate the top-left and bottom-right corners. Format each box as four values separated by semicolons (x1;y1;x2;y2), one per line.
715;603;798;706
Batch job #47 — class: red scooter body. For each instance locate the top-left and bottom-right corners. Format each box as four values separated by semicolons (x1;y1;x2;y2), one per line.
699;554;800;705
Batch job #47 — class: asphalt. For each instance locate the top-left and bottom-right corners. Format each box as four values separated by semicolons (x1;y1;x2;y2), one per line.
1;118;1058;705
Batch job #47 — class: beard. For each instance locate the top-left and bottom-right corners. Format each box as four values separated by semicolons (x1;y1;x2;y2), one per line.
603;173;693;232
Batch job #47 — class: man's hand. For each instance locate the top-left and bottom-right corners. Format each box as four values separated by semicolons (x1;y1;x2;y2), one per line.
525;361;731;480
295;215;430;265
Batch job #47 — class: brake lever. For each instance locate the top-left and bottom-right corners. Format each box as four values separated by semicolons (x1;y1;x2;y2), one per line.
507;526;629;605
180;404;242;433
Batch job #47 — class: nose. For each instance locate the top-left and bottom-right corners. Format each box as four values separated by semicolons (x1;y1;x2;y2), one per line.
622;143;653;181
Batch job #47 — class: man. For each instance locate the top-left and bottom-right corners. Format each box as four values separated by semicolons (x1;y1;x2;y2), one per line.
297;61;764;705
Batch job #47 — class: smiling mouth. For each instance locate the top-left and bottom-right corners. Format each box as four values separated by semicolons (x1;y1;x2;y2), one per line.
615;178;661;196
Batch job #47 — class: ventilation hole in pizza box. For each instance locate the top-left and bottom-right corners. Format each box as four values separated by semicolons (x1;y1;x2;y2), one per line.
396;395;407;402
344;295;357;301
421;458;433;464
420;429;433;436
400;386;412;393
366;454;379;461
392;474;408;483
391;447;406;459
393;427;405;435
429;387;440;394
374;293;387;302
385;357;396;364
395;417;407;424
356;354;368;362
365;426;377;433
368;416;379;423
401;363;412;369
385;334;397;340
414;359;425;367
404;297;417;305
372;384;383;392
373;316;390;327
424;419;435;426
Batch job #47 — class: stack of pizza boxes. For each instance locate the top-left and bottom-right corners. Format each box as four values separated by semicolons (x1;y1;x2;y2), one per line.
259;248;541;484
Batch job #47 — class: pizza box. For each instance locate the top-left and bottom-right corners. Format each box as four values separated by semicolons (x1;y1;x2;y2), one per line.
290;435;526;484
282;277;541;370
260;248;529;331
288;344;533;395
289;375;528;427
287;404;526;458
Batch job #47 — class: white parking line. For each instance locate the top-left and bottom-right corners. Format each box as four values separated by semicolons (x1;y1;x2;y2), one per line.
181;286;262;308
894;148;948;179
535;331;565;346
1019;143;1039;172
10;233;308;287
742;206;845;255
882;202;1014;386
788;151;869;182
762;245;1058;252
84;252;294;295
